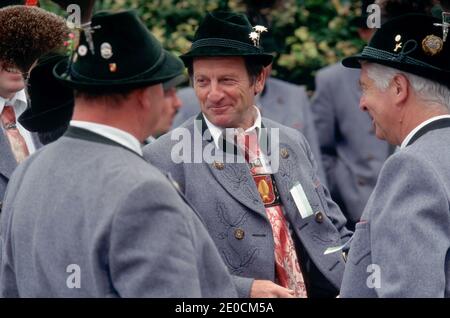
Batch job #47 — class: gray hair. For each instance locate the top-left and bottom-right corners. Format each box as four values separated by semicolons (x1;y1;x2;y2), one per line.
364;62;450;110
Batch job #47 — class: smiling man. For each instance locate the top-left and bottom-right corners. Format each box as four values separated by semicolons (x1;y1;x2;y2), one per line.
340;13;450;297
144;11;352;298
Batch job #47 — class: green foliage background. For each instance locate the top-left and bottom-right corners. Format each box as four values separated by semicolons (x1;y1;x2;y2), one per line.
40;0;366;89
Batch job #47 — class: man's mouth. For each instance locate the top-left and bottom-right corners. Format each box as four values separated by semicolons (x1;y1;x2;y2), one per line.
3;67;21;74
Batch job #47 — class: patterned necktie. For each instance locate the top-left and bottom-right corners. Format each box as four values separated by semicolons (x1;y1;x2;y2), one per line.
237;131;308;298
1;105;30;163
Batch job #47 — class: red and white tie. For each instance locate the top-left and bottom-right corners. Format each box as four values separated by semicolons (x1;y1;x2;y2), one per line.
1;105;30;163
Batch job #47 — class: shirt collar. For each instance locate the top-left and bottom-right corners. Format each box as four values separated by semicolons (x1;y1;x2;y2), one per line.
70;120;143;156
400;114;450;149
0;89;28;117
203;106;262;149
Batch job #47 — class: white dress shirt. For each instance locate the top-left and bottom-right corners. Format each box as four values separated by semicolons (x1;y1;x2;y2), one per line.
70;120;143;156
0;89;36;154
203;106;273;172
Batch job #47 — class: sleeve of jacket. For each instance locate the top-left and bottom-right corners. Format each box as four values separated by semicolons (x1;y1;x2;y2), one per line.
231;275;254;298
0;161;32;298
368;152;450;297
0;207;19;298
297;132;352;243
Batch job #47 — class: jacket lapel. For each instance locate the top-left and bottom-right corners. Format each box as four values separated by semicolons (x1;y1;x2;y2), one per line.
31;132;43;150
195;114;267;218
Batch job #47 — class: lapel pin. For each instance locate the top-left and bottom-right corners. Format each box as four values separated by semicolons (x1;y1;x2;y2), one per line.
78;45;88;56
100;42;113;59
394;34;402;52
422;34;443;56
109;63;117;73
433;12;450;42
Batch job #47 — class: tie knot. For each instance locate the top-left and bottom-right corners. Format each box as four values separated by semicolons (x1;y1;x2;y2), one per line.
235;130;259;163
1;104;17;128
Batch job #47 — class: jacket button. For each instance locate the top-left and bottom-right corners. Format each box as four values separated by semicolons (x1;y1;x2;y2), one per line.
315;211;324;224
234;228;245;240
213;161;224;170
281;148;289;159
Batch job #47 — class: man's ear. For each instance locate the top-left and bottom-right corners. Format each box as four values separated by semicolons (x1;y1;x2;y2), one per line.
254;70;267;95
134;86;152;109
391;73;409;105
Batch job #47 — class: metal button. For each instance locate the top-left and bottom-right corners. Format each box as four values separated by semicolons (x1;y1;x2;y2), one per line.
213;161;224;170
234;228;245;240
315;211;324;224
281;148;289;159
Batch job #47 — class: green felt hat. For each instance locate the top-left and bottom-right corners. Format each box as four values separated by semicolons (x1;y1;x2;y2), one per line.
343;14;450;87
180;11;273;67
54;10;184;92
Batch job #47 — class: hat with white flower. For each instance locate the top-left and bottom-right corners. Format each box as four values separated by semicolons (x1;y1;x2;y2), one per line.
179;11;273;67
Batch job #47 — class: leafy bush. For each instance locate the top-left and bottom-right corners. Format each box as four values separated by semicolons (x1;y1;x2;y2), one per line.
40;0;366;89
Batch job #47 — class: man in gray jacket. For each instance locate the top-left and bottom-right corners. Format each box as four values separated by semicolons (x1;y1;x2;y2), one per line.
145;11;351;298
340;13;450;297
0;10;236;298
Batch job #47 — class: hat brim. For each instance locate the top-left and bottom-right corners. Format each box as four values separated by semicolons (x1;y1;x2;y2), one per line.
180;47;273;67
163;74;187;90
342;54;450;88
54;49;185;91
18;99;74;132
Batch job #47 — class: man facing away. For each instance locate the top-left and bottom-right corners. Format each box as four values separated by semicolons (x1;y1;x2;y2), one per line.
0;10;237;298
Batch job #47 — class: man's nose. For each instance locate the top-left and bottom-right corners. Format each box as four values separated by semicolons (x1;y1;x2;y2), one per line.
207;81;224;103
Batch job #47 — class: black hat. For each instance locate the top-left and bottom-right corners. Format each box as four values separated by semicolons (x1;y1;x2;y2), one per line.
343;14;450;87
179;11;273;67
19;53;74;132
54;10;184;91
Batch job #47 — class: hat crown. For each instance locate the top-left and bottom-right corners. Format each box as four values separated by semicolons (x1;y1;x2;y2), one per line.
55;9;184;91
369;14;450;70
194;11;254;45
343;13;450;87
71;10;164;82
179;10;273;67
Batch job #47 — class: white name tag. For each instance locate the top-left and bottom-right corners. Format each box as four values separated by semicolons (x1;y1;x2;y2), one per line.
290;182;313;219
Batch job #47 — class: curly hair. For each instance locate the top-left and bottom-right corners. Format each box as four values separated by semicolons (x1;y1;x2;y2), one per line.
0;5;69;73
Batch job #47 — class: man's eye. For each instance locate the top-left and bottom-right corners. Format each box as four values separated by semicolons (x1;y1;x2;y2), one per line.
222;78;235;84
195;79;207;86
